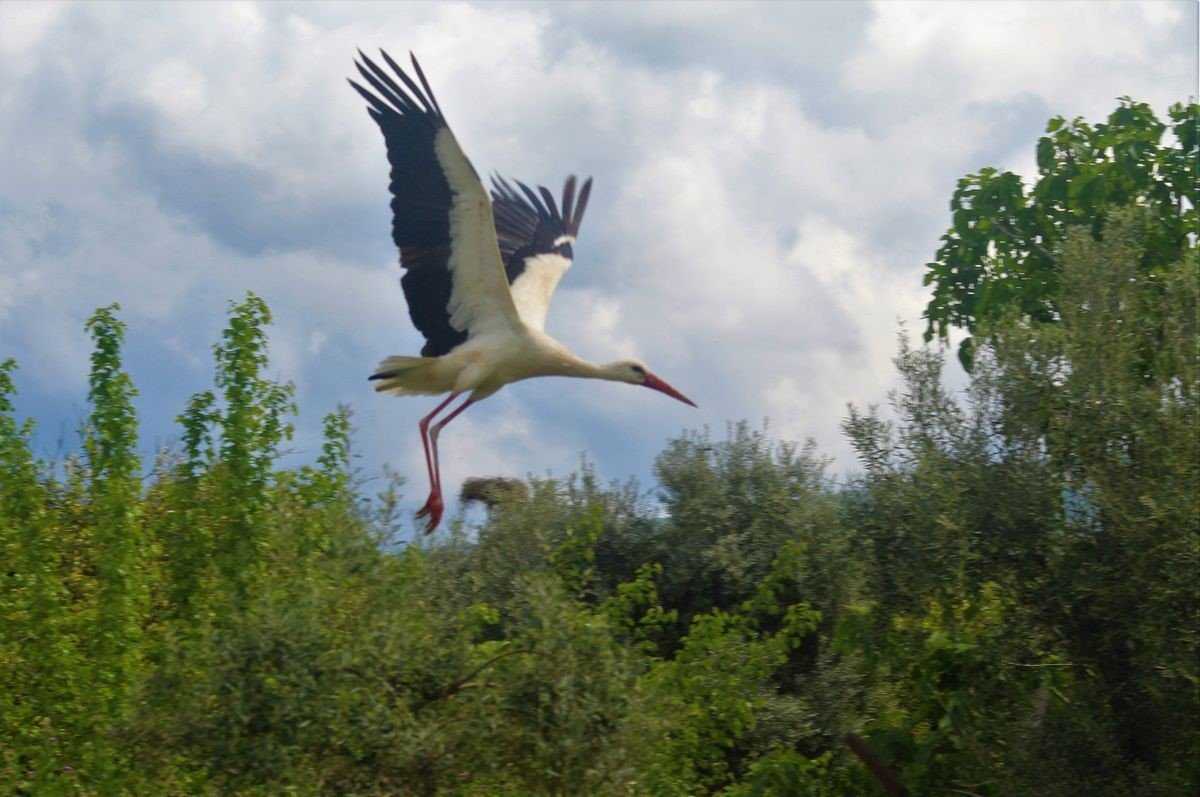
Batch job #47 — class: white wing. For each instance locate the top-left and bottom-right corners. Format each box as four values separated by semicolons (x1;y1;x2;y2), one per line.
350;50;521;356
491;175;593;332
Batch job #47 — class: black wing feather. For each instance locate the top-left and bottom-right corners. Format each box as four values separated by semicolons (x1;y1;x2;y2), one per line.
349;50;467;357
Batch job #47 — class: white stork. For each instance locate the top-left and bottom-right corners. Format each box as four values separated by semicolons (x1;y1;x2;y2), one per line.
349;50;696;534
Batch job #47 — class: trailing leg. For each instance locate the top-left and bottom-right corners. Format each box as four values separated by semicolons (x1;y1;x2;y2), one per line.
415;392;459;533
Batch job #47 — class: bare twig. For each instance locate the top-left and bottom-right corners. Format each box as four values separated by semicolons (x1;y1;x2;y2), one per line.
411;646;532;710
844;733;909;797
1000;660;1072;668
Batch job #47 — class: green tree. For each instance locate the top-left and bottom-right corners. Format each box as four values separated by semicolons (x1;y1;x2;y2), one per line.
0;360;78;790
983;211;1198;791
162;293;296;611
843;209;1197;795
3;197;1193;794
652;424;842;630
84;306;151;731
923;98;1197;368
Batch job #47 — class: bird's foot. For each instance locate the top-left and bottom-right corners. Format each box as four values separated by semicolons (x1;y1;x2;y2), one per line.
415;491;444;534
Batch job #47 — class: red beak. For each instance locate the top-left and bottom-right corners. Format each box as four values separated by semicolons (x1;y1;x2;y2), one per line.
642;372;697;407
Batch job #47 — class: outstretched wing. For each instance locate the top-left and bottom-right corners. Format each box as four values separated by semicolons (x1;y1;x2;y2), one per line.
490;175;593;331
349;50;520;357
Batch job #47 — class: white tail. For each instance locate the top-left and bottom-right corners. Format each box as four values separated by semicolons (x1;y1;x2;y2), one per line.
368;355;439;396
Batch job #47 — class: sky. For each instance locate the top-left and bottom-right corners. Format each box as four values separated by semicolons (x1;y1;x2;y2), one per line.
0;1;1195;537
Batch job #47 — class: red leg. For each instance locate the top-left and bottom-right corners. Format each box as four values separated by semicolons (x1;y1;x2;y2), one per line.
428;396;476;499
416;393;460;533
416;396;476;534
415;393;477;534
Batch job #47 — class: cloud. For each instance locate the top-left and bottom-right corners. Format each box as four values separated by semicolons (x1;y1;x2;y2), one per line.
1;0;1190;535
846;1;1193;119
0;2;65;61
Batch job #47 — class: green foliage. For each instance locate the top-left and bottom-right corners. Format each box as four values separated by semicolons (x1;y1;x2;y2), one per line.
633;609;788;792
0;300;845;795
652;424;844;635
729;749;834;797
84;305;151;732
834;585;1067;792
600;562;678;653
1;103;1194;791
844;207;1197;795
0;359;74;790
924;98;1197;368
167;294;298;607
983;211;1199;792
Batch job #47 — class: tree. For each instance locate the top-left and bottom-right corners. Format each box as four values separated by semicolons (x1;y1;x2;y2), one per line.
844;209;1198;795
923;98;1197;369
984;211;1198;790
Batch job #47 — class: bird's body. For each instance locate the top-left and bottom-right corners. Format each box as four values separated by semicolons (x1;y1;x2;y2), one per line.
371;328;646;399
350;50;695;532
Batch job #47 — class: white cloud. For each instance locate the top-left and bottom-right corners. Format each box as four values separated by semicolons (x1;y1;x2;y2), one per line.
0;2;65;61
551;289;638;364
846;1;1193;119
308;330;328;356
1;0;1190;522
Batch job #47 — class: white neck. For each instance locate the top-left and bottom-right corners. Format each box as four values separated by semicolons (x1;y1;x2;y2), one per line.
555;355;637;385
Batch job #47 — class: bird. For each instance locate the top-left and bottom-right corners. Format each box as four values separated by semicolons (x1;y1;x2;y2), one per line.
348;50;696;534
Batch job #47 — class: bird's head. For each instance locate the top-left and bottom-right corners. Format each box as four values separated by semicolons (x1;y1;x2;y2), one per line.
608;359;697;407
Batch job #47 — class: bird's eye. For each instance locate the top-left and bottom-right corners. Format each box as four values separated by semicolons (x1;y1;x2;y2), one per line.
631;365;646;377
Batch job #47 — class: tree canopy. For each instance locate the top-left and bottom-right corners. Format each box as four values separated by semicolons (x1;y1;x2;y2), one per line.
923;98;1197;369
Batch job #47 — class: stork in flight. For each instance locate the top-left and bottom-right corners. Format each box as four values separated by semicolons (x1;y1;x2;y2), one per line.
349;50;696;534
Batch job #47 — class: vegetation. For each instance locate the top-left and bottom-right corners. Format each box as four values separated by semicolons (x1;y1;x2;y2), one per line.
923;99;1197;369
2;100;1196;795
